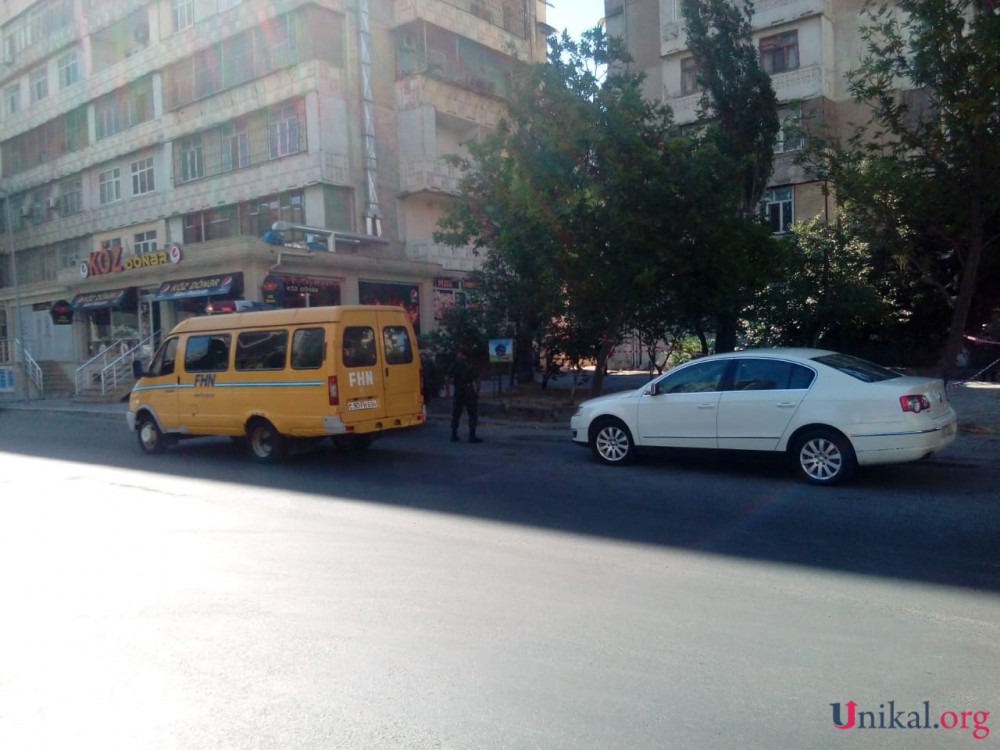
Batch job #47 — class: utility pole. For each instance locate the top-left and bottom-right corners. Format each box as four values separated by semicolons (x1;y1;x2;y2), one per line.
1;189;28;401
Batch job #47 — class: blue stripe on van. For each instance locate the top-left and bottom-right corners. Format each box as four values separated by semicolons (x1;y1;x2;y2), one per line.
133;381;324;393
215;381;324;388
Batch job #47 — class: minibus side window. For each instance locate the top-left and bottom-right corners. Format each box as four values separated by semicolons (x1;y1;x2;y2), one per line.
185;334;231;372
343;326;377;368
291;328;324;369
382;326;414;365
149;337;178;377
235;330;288;371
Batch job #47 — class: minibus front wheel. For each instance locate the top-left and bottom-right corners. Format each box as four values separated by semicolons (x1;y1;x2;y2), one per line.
136;414;166;455
247;418;288;463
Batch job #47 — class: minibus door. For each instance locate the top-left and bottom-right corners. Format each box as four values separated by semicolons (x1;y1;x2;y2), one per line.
177;333;235;433
338;317;388;424
376;311;421;417
139;336;181;430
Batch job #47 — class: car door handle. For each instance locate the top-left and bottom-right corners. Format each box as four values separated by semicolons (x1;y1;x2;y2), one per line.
697;403;716;409
775;402;797;408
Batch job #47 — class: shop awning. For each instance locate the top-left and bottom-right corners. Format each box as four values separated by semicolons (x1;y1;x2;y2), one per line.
153;273;240;301
71;288;130;311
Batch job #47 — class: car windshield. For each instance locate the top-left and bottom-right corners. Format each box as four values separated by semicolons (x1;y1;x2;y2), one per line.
811;353;902;383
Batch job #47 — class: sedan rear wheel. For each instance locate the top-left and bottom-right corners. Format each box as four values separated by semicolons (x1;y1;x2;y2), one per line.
590;418;635;465
793;429;856;485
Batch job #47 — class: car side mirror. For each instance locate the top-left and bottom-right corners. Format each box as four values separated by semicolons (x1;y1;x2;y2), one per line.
648;383;661;396
132;359;145;379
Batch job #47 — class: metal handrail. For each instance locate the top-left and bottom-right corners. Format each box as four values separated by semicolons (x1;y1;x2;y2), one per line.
76;331;159;396
14;339;43;397
75;339;129;394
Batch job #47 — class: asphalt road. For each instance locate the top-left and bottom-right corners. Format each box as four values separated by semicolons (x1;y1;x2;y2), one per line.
1;410;998;749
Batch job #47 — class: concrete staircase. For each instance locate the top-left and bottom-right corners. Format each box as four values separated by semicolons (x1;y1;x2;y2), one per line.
37;361;74;399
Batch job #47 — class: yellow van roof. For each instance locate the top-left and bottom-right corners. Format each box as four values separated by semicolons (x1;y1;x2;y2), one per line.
168;305;409;334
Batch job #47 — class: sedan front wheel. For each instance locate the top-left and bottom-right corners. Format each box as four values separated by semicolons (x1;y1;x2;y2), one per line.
590;418;635;465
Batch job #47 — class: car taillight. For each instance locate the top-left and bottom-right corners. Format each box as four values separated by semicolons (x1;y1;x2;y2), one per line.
328;375;339;406
900;394;931;413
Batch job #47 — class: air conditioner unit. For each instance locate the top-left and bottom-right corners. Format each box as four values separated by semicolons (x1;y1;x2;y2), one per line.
134;25;149;44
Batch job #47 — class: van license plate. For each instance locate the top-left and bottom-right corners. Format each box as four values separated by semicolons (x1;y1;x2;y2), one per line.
348;400;378;411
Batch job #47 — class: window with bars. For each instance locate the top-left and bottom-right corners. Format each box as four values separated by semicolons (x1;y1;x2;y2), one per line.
162;9;333;111
171;0;194;32
95;79;154;140
221;121;250;172
58;51;79;88
61;179;82;215
172;99;306;183
99;168;122;205
759;31;798;75
30;66;48;103
134;230;158;254
680;56;702;96
178;136;204;183
775;109;804;154
5;85;19;116
762;186;793;234
268;103;301;159
131;158;155;195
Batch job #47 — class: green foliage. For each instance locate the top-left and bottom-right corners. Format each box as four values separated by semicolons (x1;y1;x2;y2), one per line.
681;0;780;214
805;0;1000;372
744;219;889;347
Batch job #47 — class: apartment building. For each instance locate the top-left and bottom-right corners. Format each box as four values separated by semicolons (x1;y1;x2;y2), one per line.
0;0;551;379
606;0;875;233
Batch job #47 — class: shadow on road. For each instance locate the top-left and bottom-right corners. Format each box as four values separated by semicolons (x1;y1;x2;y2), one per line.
2;409;998;593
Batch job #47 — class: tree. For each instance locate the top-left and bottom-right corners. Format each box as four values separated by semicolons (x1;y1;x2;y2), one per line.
808;0;1000;375
681;0;782;351
438;29;712;396
743;218;889;348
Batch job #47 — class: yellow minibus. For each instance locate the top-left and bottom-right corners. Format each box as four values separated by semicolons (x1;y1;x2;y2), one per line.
127;305;425;461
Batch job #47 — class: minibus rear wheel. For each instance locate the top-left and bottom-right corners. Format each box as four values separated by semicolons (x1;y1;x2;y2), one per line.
247;418;287;463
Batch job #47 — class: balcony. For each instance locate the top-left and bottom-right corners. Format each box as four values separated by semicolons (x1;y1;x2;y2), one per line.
399;159;463;196
396;74;506;126
393;0;533;59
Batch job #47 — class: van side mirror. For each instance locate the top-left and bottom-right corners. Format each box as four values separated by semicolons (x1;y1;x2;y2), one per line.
132;359;145;379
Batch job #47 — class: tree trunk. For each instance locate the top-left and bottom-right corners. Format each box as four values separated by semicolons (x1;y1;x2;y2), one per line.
589;312;625;397
715;313;738;353
936;201;984;379
936;133;987;381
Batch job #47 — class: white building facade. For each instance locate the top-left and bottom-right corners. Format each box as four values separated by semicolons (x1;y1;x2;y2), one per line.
0;0;551;384
604;0;876;233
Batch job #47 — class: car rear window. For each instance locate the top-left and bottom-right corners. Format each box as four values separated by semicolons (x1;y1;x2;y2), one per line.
812;353;902;383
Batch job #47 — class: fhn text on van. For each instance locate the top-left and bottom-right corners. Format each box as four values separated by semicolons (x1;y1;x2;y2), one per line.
194;374;217;387
831;700;990;740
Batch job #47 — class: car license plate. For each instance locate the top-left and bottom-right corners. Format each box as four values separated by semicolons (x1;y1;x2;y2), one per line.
348;399;378;411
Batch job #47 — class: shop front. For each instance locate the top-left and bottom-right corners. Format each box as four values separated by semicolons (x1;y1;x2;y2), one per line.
359;280;422;334
70;287;140;357
261;273;341;309
153;273;244;317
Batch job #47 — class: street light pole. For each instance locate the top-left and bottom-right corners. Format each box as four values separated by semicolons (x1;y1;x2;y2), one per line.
1;189;28;401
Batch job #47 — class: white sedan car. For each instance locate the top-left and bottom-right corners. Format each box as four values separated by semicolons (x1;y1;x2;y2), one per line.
570;349;958;485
